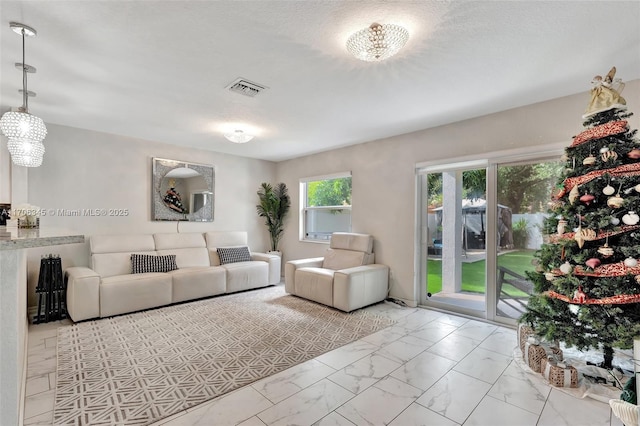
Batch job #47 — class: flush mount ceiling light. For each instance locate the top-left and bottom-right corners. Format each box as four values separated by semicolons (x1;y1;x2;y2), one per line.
0;22;47;167
346;22;409;62
224;129;254;144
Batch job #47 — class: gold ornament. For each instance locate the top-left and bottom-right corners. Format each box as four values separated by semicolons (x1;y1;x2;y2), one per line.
574;227;584;248
601;150;618;162
607;194;624;208
569;185;580;204
583;155;597;166
597;243;614;257
574;227;596;248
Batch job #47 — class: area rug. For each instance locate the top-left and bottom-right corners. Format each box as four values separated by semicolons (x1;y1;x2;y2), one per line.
53;286;394;425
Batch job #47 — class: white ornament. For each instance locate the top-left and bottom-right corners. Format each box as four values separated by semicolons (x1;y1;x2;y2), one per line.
603;185;615;195
611;217;621;225
560;261;573;274
624;257;638;268
622;211;640;225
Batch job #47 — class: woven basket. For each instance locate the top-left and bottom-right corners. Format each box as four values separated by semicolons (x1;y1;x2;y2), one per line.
525;342;548;373
518;324;535;353
546;345;563;362
541;358;579;388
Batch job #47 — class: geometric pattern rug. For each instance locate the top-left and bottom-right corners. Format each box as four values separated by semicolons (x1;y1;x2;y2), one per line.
53;285;395;425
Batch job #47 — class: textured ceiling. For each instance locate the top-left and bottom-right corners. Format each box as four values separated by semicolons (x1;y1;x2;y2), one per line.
1;1;639;162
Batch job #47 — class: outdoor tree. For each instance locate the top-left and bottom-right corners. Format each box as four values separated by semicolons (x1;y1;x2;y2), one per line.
426;165;561;213
307;177;351;206
521;67;640;369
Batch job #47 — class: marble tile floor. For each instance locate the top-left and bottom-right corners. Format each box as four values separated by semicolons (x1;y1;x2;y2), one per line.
23;301;624;426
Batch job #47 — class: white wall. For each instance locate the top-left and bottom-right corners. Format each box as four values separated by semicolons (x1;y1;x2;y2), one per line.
276;80;640;305
25;124;276;307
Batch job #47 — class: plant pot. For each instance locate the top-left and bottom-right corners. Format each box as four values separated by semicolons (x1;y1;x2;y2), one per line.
268;250;282;257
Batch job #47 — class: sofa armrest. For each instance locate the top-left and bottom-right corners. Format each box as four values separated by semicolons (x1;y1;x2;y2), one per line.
333;264;389;312
65;267;101;322
251;252;282;285
284;257;324;294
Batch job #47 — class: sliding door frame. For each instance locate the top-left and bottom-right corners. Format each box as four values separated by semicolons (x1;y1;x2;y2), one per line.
415;143;565;325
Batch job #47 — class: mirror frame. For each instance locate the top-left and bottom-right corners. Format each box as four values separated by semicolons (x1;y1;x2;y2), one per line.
152;157;215;221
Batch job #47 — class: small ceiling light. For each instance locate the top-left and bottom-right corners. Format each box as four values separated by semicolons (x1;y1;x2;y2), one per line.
0;22;47;167
224;129;254;144
346;22;409;62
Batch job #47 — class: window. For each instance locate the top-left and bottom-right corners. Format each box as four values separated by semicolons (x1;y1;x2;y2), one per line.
300;172;352;241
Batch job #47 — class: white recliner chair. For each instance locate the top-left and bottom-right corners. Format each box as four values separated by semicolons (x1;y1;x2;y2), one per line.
285;232;389;312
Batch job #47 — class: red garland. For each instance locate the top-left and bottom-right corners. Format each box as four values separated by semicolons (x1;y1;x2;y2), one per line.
555;163;640;199
574;262;640;277
571;120;628;147
549;225;640;243
544;290;640;305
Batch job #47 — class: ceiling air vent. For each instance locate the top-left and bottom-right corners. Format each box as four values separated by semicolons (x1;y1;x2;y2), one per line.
226;78;268;97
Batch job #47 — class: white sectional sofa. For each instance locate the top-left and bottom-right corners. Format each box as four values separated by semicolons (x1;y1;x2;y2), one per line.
65;231;280;321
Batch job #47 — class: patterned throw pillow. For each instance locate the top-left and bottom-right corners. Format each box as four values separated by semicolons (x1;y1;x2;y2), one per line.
217;246;251;265
131;254;178;274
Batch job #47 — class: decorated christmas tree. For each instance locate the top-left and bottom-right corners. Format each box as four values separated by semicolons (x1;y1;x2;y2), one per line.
522;67;640;369
163;184;187;214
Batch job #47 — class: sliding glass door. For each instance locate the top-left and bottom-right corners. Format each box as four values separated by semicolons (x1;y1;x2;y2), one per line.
418;152;563;324
494;159;563;320
421;163;488;317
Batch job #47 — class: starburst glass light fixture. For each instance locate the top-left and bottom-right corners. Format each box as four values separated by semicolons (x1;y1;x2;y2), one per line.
0;22;47;167
346;22;409;62
224;129;254;144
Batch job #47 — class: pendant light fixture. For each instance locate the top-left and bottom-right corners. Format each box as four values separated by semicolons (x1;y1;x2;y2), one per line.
0;22;47;167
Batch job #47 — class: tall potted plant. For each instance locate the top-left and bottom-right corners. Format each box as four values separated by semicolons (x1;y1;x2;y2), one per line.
256;182;291;253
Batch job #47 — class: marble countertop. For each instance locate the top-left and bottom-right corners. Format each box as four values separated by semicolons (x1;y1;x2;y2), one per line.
0;227;85;251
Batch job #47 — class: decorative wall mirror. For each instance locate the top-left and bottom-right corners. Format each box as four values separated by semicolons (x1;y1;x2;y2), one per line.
152;158;214;221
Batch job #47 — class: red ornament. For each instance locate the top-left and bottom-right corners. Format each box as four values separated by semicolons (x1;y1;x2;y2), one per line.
628;148;640;159
585;258;601;269
580;194;595;205
572;286;587;303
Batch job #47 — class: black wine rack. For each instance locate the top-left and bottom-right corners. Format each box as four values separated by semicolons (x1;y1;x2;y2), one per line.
33;254;67;323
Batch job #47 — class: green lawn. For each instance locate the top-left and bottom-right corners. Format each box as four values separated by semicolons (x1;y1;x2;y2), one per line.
427;249;535;295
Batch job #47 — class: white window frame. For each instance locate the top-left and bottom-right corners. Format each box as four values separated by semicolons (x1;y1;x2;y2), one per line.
300;171;352;243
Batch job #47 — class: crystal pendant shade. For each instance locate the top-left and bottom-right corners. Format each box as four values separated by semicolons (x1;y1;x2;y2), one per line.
0;110;47;141
1;22;47;167
346;23;409;62
6;138;45;167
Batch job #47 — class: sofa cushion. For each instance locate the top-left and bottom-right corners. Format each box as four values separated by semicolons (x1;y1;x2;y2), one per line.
223;261;268;293
93;251;158;278
169;267;226;303
295;267;335;306
322;248;366;270
131;254;178;274
217;246;251;264
330;232;373;253
91;234;158;278
206;231;249;266
157;248;210;268
100;273;172;317
153;232;206;250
